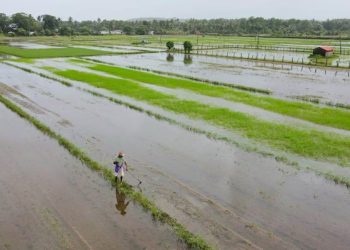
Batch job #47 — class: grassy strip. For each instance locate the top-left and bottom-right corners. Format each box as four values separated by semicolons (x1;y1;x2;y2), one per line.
6;63;350;188
87;63;350;132
53;69;350;166
0;45;116;58
84;58;270;94
0;94;213;250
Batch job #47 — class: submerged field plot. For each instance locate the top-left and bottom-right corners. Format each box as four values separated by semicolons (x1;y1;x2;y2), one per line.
1;36;350;249
91;52;350;105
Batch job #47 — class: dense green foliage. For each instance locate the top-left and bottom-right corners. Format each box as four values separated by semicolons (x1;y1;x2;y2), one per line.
1;12;350;36
0;45;115;58
183;41;193;53
52;69;350;165
88;63;350;131
166;41;174;50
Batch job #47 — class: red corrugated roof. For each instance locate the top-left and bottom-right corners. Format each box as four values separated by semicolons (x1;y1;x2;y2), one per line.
319;46;334;52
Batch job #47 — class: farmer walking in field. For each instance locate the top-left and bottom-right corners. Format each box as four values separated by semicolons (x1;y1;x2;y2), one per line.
114;151;128;182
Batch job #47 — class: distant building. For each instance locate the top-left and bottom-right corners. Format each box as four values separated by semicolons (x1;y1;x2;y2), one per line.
148;30;154;35
110;30;123;35
8;23;18;31
100;30;123;35
313;46;334;57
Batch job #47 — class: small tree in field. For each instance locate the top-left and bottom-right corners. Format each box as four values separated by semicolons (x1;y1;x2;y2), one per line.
183;41;192;54
166;41;174;50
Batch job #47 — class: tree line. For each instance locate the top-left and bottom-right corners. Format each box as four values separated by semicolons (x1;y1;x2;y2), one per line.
1;12;350;37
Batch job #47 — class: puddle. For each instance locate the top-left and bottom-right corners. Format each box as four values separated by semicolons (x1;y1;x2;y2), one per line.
2;63;350;249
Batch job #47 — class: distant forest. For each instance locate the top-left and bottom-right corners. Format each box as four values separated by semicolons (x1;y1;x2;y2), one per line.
1;12;350;37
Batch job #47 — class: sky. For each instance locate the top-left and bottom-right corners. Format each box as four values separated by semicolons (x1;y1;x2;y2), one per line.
2;0;350;21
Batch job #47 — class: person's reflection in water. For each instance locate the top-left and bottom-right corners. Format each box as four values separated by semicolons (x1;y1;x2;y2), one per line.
115;186;130;216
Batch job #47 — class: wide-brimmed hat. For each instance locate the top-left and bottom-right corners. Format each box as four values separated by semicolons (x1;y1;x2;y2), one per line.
118;151;125;157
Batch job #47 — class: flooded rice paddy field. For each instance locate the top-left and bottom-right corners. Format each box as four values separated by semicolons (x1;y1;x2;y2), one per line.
196;48;350;67
0;99;185;250
91;52;350;105
1;41;158;54
2;60;350;249
72;45;161;53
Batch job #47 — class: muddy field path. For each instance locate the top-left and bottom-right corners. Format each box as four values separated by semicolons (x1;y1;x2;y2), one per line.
0;101;186;249
2;62;350;249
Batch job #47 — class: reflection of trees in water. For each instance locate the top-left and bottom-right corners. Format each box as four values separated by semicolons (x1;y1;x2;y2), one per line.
165;53;193;64
166;53;174;62
183;54;193;65
115;186;130;216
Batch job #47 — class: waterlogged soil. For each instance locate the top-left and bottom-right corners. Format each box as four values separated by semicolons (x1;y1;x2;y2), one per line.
197;48;350;67
198;48;311;63
90;53;350;105
0;103;185;249
109;45;164;52
72;45;141;53
9;42;63;49
2;64;350;249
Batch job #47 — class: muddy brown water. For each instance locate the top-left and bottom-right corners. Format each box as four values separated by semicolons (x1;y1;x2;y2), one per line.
0;99;186;249
2;63;350;249
90;53;350;105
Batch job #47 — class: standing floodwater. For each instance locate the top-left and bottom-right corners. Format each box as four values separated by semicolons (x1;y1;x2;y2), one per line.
91;53;350;105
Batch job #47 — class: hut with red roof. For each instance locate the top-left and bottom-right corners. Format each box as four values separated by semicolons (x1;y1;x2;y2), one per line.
313;46;334;57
